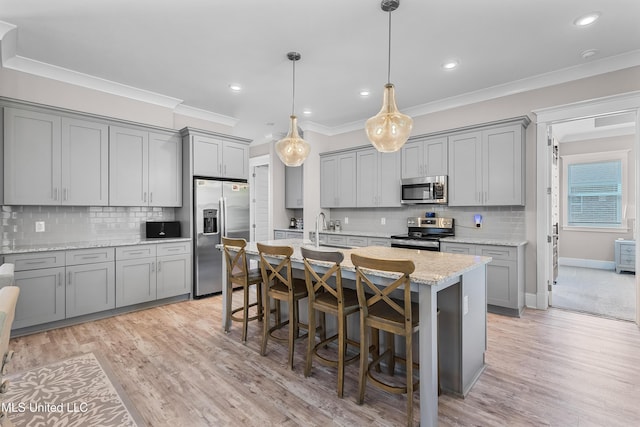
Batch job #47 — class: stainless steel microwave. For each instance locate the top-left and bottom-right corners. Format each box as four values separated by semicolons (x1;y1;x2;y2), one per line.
401;176;448;205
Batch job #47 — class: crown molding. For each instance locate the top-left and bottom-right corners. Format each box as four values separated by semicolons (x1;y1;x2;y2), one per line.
174;104;238;127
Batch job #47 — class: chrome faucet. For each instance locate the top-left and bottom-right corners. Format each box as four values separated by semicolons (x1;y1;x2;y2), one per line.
315;212;326;248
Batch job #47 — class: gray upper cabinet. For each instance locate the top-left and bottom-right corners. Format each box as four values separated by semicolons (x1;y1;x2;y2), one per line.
4;108;62;205
61;117;109;206
149;132;182;207
356;148;401;207
401;136;448;179
448;122;525;206
285;165;303;209
109;126;149;206
320;152;356;208
192;134;249;179
4;109;109;206
193;135;222;177
110;127;182;207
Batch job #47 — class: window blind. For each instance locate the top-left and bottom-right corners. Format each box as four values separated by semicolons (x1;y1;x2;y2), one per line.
567;160;622;227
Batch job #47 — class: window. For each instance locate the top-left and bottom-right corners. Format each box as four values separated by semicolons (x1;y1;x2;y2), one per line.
562;150;629;230
567;160;621;227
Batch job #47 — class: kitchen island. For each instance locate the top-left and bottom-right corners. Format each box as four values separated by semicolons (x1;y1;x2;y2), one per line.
221;239;491;427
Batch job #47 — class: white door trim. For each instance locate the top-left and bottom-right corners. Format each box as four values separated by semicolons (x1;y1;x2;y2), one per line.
249;154;271;242
534;90;640;326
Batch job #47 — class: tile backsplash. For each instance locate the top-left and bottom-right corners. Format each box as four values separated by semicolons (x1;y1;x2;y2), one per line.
327;205;526;240
1;205;175;249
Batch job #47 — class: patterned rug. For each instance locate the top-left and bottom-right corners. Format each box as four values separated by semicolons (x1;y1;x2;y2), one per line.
2;352;144;427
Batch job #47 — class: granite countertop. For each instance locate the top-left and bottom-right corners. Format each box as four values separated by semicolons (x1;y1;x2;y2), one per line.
239;238;491;287
0;237;192;255
439;237;527;247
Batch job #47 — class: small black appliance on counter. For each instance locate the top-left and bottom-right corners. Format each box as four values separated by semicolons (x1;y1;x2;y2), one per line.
146;221;181;238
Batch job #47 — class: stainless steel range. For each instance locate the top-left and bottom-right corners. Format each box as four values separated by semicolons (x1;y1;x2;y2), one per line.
390;217;454;251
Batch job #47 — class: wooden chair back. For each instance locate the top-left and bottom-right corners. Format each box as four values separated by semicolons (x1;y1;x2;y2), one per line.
222;237;249;286
300;247;344;301
351;253;415;332
257;243;295;290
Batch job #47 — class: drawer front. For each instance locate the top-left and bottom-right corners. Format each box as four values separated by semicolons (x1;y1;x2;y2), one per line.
440;243;474;255
620;255;635;266
157;241;191;257
327;235;347;246
5;251;65;271
274;231;286;239
347;236;368;247
285;231;303;239
479;245;516;261
66;247;115;265
620;243;635;256
368;238;390;247
116;245;157;260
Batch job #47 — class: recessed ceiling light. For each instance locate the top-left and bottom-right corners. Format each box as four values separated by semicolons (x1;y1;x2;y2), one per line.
302;109;312;116
580;49;598;59
360;90;370;97
442;60;459;70
229;84;242;92
574;12;600;27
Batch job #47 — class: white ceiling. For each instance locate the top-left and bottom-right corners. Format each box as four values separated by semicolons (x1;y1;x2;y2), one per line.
0;0;639;144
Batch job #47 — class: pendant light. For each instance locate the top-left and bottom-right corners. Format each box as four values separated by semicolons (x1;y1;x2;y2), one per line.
275;51;311;167
365;0;413;153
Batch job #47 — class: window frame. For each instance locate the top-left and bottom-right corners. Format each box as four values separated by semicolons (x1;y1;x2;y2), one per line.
561;150;631;232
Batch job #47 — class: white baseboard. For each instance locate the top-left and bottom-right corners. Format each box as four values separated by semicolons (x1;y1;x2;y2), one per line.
558;257;615;271
525;293;539;310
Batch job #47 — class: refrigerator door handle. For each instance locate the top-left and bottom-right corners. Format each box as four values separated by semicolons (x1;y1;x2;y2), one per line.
219;197;225;237
223;196;228;236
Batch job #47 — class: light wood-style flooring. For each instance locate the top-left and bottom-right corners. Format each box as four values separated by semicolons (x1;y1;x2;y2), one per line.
7;293;640;426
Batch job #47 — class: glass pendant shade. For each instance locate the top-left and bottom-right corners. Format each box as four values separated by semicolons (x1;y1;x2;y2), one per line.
275;115;310;167
365;83;413;152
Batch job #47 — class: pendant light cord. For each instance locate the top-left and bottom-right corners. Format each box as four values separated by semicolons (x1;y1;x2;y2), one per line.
291;58;296;115
387;9;392;84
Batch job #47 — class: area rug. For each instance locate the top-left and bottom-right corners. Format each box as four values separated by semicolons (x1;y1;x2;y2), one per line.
2;352;144;427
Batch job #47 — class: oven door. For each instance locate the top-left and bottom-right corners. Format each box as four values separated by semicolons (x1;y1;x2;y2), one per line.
390;239;440;251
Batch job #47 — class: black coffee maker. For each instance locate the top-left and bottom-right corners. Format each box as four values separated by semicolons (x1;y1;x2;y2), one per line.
289;217;297;229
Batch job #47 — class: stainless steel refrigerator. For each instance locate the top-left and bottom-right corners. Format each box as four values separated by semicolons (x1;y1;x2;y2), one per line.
193;178;250;297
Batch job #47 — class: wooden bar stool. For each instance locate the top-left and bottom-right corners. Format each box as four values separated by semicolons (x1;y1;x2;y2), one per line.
257;243;309;370
222;237;264;343
301;247;360;398
351;253;419;427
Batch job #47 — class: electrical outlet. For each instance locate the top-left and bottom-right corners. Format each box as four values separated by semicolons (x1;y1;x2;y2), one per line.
344;217;349;225
35;221;45;232
381;217;386;225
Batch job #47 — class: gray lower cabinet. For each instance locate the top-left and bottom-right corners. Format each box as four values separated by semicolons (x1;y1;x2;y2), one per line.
156;242;191;299
115;245;157;307
115;242;191;307
441;242;525;316
65;248;115;318
614;239;635;273
4;251;66;329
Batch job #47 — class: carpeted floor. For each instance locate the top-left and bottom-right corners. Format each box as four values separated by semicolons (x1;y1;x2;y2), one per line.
2;352;144;427
552;266;636;321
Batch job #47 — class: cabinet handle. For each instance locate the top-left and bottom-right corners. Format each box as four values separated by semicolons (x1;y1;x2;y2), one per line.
25;260;46;265
158;261;162;272
224;165;227;176
484;191;487;203
151;262;155;273
143;192;147;203
58;273;62;287
63;188;68;201
68;271;72;286
54;188;58;201
127;251;145;256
